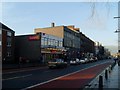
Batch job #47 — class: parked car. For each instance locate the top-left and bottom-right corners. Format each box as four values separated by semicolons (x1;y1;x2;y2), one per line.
48;59;67;69
94;57;98;61
89;58;94;62
79;59;86;64
70;58;80;65
84;58;89;63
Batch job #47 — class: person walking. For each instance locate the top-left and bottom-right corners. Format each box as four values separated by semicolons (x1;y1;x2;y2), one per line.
118;58;120;66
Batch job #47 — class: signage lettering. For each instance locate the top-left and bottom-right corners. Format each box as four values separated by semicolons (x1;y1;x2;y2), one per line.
29;35;39;40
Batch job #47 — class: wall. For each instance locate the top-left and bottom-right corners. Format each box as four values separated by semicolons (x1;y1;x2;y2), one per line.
35;26;64;38
15;34;41;63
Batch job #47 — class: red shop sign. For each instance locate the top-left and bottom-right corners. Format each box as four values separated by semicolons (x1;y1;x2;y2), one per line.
29;35;40;40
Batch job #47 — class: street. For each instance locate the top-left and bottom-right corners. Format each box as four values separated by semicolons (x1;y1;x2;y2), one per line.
2;59;114;90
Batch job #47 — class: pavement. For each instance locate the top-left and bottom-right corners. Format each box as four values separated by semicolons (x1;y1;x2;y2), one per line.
84;62;120;89
103;63;120;89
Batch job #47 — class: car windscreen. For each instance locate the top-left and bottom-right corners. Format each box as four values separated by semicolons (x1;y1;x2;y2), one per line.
71;58;76;61
52;59;63;62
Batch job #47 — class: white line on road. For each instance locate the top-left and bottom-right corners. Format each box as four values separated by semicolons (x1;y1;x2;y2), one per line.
3;74;32;81
3;67;48;74
21;61;112;90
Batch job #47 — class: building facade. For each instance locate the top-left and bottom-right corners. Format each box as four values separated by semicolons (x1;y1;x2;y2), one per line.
15;34;41;63
0;22;15;64
15;33;65;64
41;32;65;63
79;32;95;58
35;23;81;60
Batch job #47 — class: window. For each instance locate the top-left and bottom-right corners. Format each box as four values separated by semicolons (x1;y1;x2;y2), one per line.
50;39;54;46
7;52;11;57
0;30;1;34
48;38;51;46
59;41;63;47
41;37;45;46
44;38;48;46
7;31;12;36
7;42;11;47
0;41;1;46
7;37;11;42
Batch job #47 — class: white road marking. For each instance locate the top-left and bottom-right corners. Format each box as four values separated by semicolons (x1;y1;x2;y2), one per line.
21;61;112;90
3;67;48;74
3;74;32;81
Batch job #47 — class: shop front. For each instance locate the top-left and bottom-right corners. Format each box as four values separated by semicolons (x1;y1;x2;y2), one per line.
41;47;66;63
39;32;66;63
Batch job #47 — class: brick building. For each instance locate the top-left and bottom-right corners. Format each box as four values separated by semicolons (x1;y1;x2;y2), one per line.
0;22;15;64
15;33;65;64
35;23;81;60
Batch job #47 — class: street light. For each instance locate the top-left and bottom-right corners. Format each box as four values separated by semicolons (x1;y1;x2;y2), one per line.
114;17;120;19
114;29;120;33
114;16;120;53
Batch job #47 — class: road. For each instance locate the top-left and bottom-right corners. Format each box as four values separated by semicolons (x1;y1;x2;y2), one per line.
2;59;114;90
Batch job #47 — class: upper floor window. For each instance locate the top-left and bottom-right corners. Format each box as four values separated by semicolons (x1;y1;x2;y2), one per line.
7;31;12;36
7;52;11;57
7;42;11;47
41;37;45;46
0;30;1;34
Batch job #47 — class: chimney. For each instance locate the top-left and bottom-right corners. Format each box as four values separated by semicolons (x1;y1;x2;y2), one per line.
51;22;55;27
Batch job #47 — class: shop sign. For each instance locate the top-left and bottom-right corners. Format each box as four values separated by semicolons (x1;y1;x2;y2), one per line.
51;50;56;53
29;35;40;40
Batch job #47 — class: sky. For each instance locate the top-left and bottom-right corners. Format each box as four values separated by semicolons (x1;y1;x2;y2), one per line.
0;1;119;54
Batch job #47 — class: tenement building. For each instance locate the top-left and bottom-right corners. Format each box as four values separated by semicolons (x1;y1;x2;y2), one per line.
35;23;95;60
0;22;15;64
79;32;95;58
35;23;81;60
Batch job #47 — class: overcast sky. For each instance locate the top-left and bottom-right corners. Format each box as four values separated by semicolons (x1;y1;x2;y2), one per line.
1;2;119;54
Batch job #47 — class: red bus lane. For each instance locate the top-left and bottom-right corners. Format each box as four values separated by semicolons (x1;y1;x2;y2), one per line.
28;62;113;89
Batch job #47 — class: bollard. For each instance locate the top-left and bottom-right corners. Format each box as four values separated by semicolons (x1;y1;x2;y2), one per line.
111;64;113;70
109;68;111;73
109;66;111;73
105;70;108;80
99;75;103;90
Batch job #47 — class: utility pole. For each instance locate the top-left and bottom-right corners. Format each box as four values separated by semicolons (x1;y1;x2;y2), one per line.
114;0;120;58
114;16;120;58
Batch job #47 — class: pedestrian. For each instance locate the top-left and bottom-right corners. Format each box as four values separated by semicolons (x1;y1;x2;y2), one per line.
114;57;117;64
19;57;22;68
118;58;120;66
40;56;44;63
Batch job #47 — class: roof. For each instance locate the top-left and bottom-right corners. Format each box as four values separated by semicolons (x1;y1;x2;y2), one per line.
0;22;14;32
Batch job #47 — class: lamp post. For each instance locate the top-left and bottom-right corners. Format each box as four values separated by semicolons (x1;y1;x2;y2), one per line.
114;16;120;59
114;17;120;19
